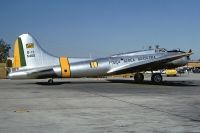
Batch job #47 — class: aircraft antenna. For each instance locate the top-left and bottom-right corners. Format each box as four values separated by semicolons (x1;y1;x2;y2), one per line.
89;54;92;59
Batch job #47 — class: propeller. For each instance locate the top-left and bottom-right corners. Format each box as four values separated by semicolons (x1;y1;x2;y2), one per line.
187;49;192;60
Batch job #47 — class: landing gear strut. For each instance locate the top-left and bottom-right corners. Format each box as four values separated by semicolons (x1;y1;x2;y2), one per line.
134;73;144;83
151;73;163;84
48;78;54;84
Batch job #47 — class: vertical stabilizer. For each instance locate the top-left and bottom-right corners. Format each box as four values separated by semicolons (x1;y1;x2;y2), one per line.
13;33;59;68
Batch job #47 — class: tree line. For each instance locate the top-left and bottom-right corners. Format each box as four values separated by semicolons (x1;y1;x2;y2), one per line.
0;39;11;63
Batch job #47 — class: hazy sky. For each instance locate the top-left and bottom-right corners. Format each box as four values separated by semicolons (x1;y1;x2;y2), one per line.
1;0;200;59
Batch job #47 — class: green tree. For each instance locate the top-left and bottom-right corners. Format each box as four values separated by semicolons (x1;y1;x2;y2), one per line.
0;39;11;63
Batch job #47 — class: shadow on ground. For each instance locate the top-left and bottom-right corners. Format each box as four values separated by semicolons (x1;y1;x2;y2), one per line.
107;79;198;87
31;79;198;87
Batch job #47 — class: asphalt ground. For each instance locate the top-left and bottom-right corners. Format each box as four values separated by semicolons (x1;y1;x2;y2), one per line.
0;73;200;133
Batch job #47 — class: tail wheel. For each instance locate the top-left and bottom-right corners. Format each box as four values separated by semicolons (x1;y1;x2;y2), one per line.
151;73;163;84
134;73;144;83
48;79;54;84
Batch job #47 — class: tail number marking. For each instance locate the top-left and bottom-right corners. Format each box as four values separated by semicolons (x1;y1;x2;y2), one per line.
27;50;35;57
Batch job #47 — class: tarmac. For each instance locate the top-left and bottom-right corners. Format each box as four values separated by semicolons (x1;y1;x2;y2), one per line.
0;73;200;133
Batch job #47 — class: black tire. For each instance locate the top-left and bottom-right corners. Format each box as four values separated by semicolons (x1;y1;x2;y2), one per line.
151;73;162;84
48;79;54;84
134;73;144;83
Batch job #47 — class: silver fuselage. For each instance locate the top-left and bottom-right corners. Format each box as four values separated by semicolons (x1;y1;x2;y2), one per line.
8;49;189;79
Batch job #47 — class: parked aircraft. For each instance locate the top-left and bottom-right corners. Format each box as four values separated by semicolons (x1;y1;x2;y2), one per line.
8;33;192;84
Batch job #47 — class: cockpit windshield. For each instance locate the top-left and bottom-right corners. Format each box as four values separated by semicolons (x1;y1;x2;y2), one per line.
155;48;167;53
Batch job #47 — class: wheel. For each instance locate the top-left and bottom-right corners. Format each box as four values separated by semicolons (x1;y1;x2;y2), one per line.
134;73;144;83
151;73;162;84
48;79;54;84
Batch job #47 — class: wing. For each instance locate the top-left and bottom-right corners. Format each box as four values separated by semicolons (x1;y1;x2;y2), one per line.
107;52;191;74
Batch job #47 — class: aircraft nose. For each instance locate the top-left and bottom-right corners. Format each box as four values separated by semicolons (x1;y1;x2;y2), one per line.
175;57;188;66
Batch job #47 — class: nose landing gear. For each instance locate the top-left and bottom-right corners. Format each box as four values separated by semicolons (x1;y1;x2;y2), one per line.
134;73;144;83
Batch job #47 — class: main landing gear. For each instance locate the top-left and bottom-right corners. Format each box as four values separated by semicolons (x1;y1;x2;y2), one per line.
151;73;163;84
134;73;144;83
48;78;54;84
134;72;163;84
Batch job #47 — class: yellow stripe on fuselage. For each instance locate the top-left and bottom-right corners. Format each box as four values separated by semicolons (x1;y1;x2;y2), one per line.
13;39;21;68
59;57;71;78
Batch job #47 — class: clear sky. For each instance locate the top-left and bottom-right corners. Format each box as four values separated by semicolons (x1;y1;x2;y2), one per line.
0;0;200;59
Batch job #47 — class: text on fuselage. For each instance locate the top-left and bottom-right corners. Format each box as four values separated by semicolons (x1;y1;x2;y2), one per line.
109;55;156;65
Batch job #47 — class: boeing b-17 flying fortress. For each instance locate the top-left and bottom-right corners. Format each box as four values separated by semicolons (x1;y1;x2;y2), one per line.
0;33;199;133
8;33;192;84
1;0;200;132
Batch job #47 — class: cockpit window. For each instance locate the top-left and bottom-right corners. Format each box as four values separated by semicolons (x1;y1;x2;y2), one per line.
155;48;166;53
